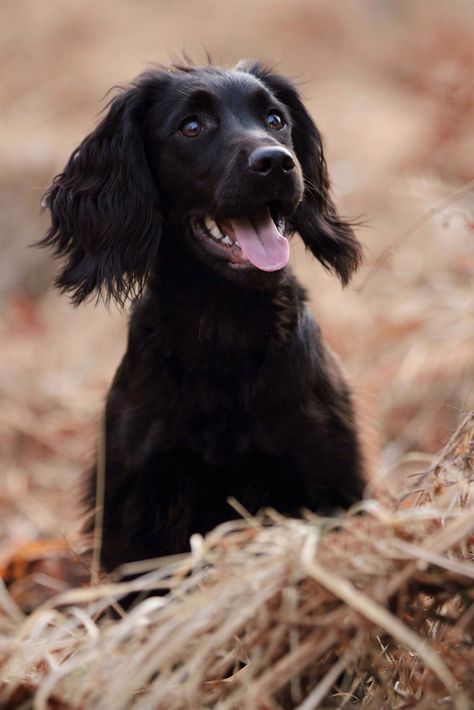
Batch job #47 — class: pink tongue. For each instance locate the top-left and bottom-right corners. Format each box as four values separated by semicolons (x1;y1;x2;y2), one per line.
225;208;289;272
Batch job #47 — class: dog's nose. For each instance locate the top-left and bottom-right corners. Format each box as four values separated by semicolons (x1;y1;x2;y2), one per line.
248;146;295;176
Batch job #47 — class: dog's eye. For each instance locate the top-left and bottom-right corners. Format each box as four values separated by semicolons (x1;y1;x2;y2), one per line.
265;111;285;130
178;116;204;138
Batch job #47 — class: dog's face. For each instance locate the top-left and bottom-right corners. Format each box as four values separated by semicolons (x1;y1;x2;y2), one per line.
146;68;304;282
41;62;362;304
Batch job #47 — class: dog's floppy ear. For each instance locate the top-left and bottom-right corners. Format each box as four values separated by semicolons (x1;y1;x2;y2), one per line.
242;62;362;285
39;75;165;305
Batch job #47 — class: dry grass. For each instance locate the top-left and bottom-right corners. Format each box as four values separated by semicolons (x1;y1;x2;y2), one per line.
0;413;472;709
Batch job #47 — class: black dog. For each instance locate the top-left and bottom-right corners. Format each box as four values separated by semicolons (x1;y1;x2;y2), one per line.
41;61;364;573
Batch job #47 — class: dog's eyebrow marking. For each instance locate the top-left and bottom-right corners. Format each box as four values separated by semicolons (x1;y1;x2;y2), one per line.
235;82;286;115
182;88;218;111
249;86;274;104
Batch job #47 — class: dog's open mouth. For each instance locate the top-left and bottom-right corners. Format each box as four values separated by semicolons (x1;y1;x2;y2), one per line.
189;205;289;272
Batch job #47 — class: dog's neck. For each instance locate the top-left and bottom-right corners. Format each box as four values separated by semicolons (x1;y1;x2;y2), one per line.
146;245;307;354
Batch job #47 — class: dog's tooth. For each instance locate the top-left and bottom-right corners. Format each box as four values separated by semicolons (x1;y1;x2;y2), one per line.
235;240;241;249
210;228;223;241
204;216;222;240
221;235;232;246
275;216;285;234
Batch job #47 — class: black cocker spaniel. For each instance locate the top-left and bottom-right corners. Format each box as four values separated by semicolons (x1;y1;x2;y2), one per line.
41;61;365;573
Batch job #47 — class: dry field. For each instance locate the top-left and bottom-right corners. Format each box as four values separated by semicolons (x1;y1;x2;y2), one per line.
0;1;473;707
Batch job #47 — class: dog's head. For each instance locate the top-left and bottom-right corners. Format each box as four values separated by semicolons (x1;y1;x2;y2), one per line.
41;61;362;304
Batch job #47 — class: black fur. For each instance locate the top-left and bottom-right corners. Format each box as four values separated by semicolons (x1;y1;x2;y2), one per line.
40;62;364;573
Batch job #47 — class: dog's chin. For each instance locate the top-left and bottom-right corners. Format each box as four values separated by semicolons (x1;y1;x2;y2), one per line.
186;204;293;289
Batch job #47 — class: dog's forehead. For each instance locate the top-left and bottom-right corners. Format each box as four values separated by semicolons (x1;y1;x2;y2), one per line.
174;68;273;103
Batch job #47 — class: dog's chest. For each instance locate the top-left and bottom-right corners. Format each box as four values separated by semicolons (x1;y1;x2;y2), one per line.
132;283;307;458
147;339;286;460
172;345;268;416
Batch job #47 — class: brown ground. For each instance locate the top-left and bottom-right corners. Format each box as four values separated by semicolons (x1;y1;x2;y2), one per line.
0;0;473;564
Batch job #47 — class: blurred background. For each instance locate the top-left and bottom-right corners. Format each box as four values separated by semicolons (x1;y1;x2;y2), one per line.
0;0;473;553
